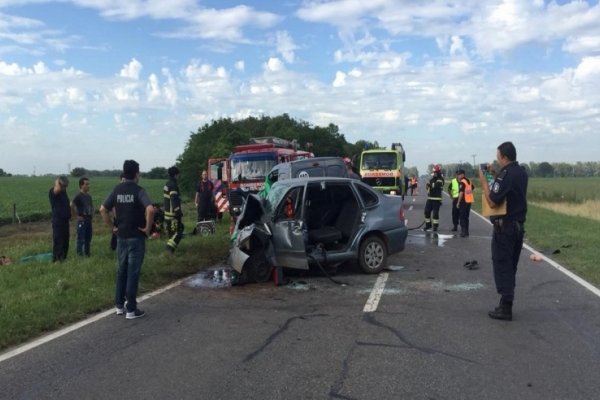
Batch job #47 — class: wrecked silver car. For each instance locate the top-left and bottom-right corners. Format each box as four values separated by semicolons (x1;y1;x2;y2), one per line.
230;177;408;282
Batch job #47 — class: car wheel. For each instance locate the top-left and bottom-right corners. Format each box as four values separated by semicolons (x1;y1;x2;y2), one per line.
358;236;387;274
245;250;273;283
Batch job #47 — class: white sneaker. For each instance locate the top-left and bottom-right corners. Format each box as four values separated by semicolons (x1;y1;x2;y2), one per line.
115;307;125;315
126;309;146;319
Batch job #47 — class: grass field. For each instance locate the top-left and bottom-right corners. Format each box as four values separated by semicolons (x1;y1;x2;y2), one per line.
0;176;173;225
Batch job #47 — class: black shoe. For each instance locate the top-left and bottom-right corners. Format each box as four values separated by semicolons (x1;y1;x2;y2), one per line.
433;225;438;232
460;231;469;237
451;226;458;232
488;300;512;321
423;224;431;231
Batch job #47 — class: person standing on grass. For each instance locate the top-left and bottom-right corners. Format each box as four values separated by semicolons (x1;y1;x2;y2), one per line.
100;160;154;320
479;141;528;321
195;170;214;222
49;175;71;262
71;177;93;256
163;166;184;253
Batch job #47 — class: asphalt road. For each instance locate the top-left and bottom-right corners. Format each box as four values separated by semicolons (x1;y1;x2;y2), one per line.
1;192;599;400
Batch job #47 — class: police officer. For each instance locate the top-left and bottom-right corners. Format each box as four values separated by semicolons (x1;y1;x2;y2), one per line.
456;169;474;237
424;164;444;232
164;166;184;253
479;142;528;321
447;170;460;231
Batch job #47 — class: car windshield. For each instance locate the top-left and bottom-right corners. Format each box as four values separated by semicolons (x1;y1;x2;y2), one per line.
264;184;289;216
231;158;277;182
361;152;398;170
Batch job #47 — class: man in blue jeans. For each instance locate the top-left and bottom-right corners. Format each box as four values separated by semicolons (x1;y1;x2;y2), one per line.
100;160;154;320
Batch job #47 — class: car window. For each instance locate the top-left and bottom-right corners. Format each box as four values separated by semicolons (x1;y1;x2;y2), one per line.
326;165;346;177
273;186;304;221
356;184;379;207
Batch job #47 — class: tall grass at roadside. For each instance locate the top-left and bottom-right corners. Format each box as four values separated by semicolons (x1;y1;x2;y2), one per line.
0;207;230;351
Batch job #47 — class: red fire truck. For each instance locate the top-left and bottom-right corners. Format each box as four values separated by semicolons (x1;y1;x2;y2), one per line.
207;137;313;217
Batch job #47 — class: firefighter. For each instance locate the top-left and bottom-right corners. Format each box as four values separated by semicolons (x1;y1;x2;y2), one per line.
447;170;460;231
423;164;444;232
456;169;474;237
164;166;184;253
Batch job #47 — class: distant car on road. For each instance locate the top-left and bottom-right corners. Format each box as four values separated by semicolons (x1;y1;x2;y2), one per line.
230;177;408;282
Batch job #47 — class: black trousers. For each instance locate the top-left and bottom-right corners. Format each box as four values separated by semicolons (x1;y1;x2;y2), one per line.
459;202;472;233
491;221;524;302
424;199;441;225
52;219;69;262
451;198;459;227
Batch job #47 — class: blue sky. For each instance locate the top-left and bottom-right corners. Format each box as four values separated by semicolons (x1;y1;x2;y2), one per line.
1;0;600;176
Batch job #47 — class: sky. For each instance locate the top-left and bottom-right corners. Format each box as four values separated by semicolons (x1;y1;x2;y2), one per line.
1;0;600;176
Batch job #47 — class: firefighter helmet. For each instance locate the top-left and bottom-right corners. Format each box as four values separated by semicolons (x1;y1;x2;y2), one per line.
433;164;441;173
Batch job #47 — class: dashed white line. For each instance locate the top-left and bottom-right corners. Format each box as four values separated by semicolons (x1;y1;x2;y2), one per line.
363;272;389;312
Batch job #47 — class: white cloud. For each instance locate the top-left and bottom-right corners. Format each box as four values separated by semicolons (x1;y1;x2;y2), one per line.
265;57;284;72
573;56;600;83
119;58;142;80
332;71;346;87
563;35;600;54
234;60;245;71
275;30;297;63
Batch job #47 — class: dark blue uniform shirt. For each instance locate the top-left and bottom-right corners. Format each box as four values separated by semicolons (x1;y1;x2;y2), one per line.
489;161;528;222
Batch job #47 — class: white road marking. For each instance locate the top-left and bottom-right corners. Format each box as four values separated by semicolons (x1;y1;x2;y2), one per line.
472;210;600;299
363;272;389;312
0;278;186;364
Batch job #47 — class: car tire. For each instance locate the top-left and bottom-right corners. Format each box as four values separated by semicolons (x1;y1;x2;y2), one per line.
358;236;387;274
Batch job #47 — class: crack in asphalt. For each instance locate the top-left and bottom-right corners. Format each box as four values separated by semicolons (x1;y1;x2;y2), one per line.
242;313;329;363
329;344;359;400
362;313;477;364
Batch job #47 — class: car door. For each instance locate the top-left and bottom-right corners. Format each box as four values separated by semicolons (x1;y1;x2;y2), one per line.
271;185;309;270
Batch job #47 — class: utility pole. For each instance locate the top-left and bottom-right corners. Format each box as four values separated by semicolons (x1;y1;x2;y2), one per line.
471;154;476;169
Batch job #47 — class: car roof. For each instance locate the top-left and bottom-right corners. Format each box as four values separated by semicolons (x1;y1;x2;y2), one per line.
272;176;364;188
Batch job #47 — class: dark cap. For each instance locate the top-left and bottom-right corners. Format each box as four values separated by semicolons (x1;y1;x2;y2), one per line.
457;169;465;175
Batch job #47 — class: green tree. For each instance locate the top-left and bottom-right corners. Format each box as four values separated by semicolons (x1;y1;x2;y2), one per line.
144;167;168;179
70;167;87;177
537;162;554;178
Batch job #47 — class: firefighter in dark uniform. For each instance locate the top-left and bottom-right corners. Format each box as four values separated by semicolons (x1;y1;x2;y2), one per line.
424;164;444;232
49;175;71;262
164;166;184;253
479;141;528;321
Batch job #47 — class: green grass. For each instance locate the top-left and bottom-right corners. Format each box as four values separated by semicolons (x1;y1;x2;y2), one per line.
0;204;230;351
0;176;168;225
528;177;600;203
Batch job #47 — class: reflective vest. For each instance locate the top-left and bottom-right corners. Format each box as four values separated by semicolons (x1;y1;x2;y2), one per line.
450;178;459;199
461;178;474;204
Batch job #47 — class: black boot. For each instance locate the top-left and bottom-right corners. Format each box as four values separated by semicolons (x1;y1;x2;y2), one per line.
423;222;432;231
451;225;458;232
488;299;512;321
432;224;438;232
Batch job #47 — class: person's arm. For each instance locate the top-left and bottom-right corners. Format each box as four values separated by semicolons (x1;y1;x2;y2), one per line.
99;205;113;227
139;204;155;236
194;191;199;207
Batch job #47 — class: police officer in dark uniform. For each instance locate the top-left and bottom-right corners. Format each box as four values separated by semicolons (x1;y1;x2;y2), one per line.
479;141;528;321
163;166;184;253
